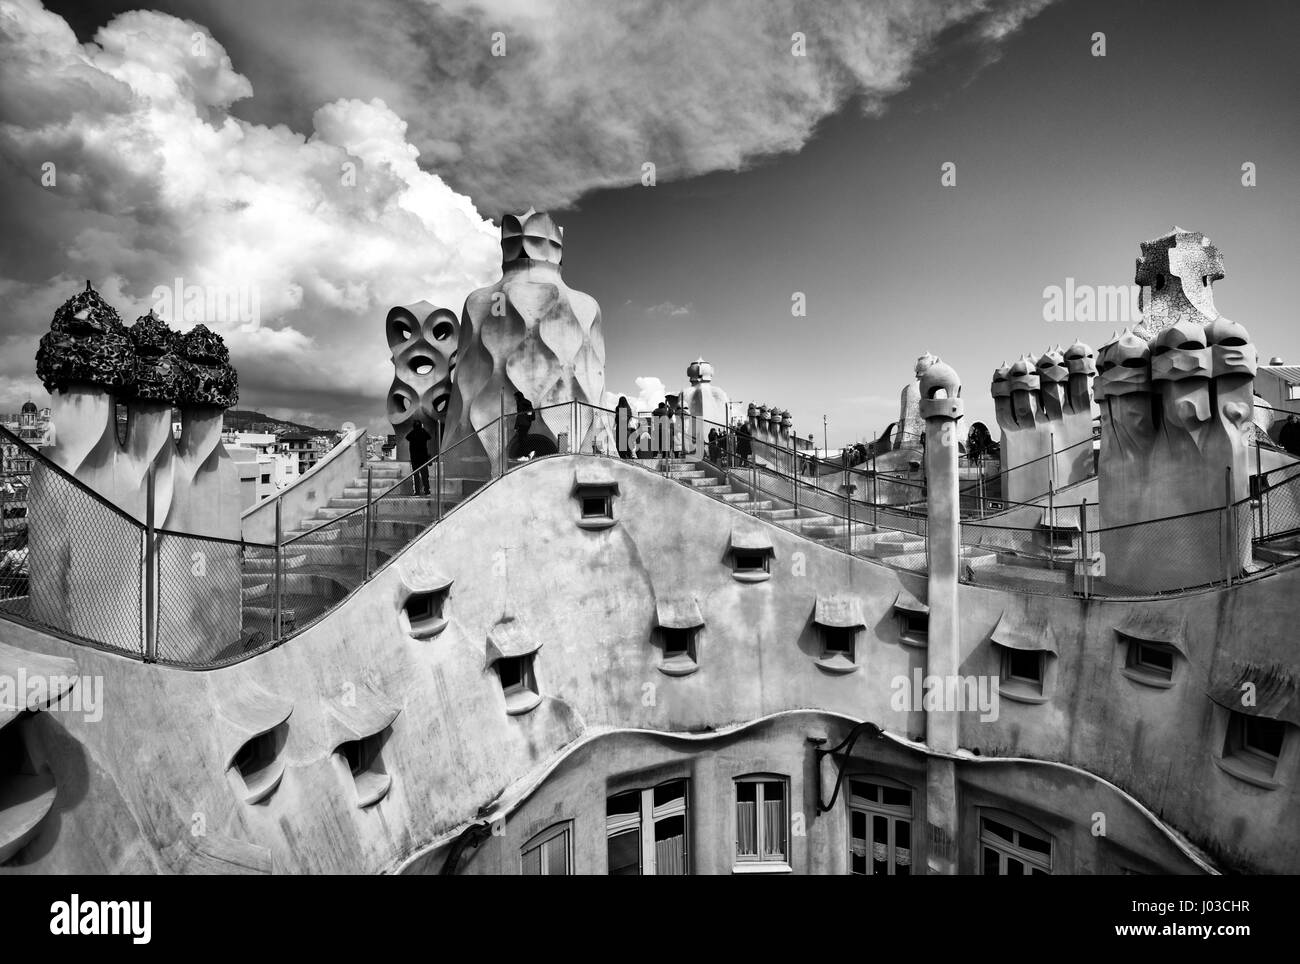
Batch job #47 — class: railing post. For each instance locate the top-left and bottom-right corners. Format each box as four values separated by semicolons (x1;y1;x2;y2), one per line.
435;455;443;522
273;497;283;639
499;391;507;477
363;466;374;580
1255;439;1264;540
1078;498;1089;599
144;466;157;662
1224;466;1235;586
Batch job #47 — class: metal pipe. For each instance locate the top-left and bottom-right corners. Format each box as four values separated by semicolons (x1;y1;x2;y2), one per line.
273;497;283;639
1079;498;1089;599
363;466;373;580
1225;465;1235;586
144;466;157;662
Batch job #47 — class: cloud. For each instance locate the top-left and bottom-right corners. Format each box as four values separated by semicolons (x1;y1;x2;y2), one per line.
602;376;669;414
0;0;499;429
123;0;1055;214
0;0;1055;429
645;301;692;318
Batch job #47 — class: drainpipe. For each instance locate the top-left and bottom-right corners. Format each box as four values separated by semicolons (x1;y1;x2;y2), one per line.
921;360;963;875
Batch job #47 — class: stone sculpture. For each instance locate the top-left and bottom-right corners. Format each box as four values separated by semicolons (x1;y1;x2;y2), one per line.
680;357;729;457
441;208;604;474
386;301;459;463
991;344;1096;505
29;283;242;658
1097;230;1255;592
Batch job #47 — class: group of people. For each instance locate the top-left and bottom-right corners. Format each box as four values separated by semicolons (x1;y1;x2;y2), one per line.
613;394;695;460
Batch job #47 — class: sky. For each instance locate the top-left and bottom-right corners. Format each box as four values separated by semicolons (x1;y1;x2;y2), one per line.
1;0;1297;444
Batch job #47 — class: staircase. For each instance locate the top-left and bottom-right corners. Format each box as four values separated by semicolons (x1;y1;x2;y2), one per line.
234;461;482;654
650;456;1070;582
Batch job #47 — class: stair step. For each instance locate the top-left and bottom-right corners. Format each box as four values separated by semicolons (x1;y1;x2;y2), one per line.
729;499;775;511
754;508;799;521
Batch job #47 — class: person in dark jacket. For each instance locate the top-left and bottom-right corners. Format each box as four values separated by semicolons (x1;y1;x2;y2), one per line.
615;396;635;459
650;401;668;458
406;422;432;496
707;428;720;465
735;421;753;466
511;391;535;455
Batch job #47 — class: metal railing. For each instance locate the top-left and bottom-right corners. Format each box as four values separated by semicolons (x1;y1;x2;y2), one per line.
4;405;1300;665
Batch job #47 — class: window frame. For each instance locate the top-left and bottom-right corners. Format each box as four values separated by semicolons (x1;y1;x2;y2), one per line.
1218;710;1287;786
732;548;770;574
979;811;1053;876
605;779;690;875
521;821;573;876
733;774;791;872
847;776;915;876
896;610;929;647
496;652;541;715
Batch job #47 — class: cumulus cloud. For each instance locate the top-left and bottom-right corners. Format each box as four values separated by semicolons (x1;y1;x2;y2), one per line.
602;376;670;414
0;0;1054;427
117;0;1055;213
0;0;499;428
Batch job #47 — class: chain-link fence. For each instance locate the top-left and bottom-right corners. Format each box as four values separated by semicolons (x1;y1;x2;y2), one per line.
2;428;145;655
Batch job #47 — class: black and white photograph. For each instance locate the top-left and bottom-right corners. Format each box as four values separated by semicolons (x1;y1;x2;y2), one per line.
0;0;1294;937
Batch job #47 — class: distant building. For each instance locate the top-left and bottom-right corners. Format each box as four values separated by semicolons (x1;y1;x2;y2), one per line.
277;432;328;475
1;402;52;526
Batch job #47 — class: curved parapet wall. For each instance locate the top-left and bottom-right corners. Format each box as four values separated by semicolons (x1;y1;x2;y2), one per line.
440;209;604;475
1;455;1296;874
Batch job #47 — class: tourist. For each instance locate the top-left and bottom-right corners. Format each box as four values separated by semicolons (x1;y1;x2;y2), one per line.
512;391;535;455
707;428;720;465
614;396;635;459
650;400;668;458
665;395;682;457
406;421;432;496
736;420;752;466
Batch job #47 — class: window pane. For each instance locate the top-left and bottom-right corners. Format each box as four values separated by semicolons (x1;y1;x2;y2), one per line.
607;789;640;817
737;783;757;857
1244;716;1284;758
849;780;878;803
1019;830;1052;856
850;810;867;874
983;819;1015;843
982;846;1000;875
607;829;640;875
654;781;686;808
1007;857;1025;876
881;786;912;808
763;796;786;859
894;817;912;876
654;816;687;875
1138;643;1174;673
498;658;522;690
872;814;889;875
544;831;569;875
1007;650;1042;682
521;845;541;876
